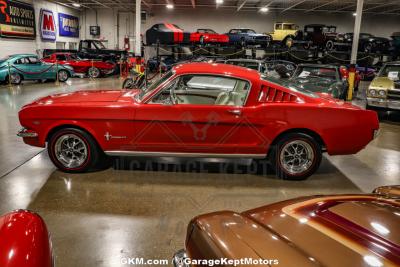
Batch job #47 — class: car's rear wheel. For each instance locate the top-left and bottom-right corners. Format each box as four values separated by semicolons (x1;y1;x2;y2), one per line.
283;36;294;48
88;67;101;78
58;70;69;82
269;133;322;180
48;128;105;173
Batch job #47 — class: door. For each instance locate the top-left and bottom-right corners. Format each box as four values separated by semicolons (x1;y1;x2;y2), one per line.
133;74;252;155
13;56;44;80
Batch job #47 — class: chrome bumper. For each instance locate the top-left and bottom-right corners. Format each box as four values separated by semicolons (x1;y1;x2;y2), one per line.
172;249;190;267
367;98;400;110
17;128;38;138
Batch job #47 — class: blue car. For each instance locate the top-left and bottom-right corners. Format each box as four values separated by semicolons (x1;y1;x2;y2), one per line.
226;28;272;48
0;54;74;85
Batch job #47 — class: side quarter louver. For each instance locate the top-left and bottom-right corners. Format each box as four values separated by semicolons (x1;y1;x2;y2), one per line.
258;85;299;103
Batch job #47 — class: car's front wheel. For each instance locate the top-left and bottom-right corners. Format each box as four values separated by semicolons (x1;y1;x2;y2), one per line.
48;128;105;173
9;73;22;85
269;133;322;180
88;67;101;78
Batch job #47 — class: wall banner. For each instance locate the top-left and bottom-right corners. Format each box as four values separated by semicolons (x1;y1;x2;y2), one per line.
40;9;56;41
0;0;36;39
59;13;79;38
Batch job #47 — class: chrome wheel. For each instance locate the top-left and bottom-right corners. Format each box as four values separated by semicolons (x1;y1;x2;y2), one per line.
88;67;100;78
54;134;88;169
279;140;314;175
58;70;69;82
10;73;21;84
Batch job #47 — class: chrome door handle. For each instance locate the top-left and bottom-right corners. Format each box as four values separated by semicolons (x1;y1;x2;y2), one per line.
227;109;242;115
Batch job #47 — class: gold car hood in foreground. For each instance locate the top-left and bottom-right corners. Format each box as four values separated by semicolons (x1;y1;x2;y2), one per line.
187;189;400;267
370;77;395;90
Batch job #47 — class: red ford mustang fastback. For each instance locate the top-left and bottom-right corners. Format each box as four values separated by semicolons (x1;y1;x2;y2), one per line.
42;53;115;78
17;63;379;180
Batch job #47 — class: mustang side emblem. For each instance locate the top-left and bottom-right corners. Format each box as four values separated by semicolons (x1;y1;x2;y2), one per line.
104;132;127;141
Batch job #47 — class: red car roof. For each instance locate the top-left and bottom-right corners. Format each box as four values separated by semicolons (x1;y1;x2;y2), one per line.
173;62;260;81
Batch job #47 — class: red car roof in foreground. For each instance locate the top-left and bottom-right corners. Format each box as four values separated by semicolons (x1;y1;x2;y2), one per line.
173;62;261;80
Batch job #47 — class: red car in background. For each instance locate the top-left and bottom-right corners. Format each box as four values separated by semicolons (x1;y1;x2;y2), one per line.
42;53;115;78
190;29;229;44
0;210;53;267
17;63;379;180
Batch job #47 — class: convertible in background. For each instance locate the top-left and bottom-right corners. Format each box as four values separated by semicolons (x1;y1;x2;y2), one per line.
146;23;191;45
0;210;53;267
190;29;229;44
174;185;400;267
42;53;115;78
226;28;272;47
18;62;378;180
0;54;74;84
288;64;359;99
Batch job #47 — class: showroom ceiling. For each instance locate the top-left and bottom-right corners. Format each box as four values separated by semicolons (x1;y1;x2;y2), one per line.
53;0;400;15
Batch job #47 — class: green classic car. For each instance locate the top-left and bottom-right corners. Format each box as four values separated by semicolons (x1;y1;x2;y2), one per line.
0;54;74;85
287;64;349;99
367;62;400;111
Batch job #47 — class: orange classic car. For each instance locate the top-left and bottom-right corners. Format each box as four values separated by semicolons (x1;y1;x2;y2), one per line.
174;185;400;267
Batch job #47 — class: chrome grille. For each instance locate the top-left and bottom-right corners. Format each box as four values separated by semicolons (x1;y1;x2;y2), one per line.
387;89;400;100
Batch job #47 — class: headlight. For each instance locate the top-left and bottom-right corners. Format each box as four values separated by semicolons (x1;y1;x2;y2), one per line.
369;89;377;96
378;90;386;97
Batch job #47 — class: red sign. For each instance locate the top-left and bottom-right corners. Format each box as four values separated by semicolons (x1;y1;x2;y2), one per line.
40;9;56;41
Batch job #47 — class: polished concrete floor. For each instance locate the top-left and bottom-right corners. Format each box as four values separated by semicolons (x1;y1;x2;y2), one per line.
0;78;399;267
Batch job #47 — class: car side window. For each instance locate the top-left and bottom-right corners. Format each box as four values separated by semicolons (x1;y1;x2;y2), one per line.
275;24;282;30
56;55;67;61
150;75;250;106
28;57;40;64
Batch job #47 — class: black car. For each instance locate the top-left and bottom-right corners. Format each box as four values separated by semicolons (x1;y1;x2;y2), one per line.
295;24;338;50
146;23;191;45
226;28;272;48
334;33;391;53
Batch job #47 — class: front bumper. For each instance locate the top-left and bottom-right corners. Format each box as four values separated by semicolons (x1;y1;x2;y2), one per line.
367;97;400;110
17;127;38;138
172;249;190;267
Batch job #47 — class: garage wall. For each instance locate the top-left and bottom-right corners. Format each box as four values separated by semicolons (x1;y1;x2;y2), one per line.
0;0;80;58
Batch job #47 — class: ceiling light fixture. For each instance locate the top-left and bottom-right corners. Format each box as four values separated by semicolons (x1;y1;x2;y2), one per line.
353;12;357;16
166;4;174;9
216;0;223;4
72;3;81;7
260;7;269;12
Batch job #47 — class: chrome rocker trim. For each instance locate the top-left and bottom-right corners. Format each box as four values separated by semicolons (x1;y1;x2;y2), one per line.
104;151;265;159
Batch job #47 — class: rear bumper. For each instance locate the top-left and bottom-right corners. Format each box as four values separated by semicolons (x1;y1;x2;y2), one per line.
367;97;400;110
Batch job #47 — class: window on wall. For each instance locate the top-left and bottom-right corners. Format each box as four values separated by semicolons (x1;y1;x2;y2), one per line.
56;42;66;50
69;42;78;50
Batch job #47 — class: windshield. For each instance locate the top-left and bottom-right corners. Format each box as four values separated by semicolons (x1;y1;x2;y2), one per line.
292;66;337;80
261;75;319;98
138;70;174;101
92;40;106;49
378;65;400;81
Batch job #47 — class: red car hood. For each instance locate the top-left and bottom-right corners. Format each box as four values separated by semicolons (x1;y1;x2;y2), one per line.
35;90;127;104
0;210;52;267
